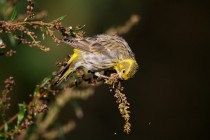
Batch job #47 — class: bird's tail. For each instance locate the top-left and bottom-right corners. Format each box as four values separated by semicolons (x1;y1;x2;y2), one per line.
56;64;73;85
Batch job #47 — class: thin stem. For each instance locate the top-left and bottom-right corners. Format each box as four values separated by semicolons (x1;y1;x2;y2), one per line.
0;114;18;130
8;21;54;27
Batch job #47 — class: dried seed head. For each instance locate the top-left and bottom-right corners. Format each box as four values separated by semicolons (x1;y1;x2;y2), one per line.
26;0;35;19
104;73;131;134
4;76;15;91
0;39;6;49
5;50;16;57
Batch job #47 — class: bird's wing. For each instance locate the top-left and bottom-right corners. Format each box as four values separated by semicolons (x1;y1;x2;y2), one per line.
62;37;105;53
62;35;133;58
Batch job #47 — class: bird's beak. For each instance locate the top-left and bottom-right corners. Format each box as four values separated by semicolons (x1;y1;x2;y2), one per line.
117;72;123;80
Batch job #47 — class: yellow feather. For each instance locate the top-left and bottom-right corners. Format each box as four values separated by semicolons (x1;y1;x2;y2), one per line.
113;58;138;80
57;49;81;84
57;68;73;85
67;49;81;64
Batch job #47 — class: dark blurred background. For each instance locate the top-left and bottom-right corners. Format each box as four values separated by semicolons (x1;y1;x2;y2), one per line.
1;0;210;139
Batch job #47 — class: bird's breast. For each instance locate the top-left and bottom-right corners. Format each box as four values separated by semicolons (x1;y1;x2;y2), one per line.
80;52;115;70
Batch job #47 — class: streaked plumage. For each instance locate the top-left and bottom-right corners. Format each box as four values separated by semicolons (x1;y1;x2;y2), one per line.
57;34;138;84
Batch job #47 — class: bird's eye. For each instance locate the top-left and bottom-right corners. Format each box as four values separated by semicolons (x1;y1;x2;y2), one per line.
122;69;126;73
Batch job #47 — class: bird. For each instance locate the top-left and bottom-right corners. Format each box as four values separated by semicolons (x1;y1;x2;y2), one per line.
56;34;138;84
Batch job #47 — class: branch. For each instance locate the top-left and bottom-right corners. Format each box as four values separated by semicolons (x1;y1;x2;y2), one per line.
105;14;140;35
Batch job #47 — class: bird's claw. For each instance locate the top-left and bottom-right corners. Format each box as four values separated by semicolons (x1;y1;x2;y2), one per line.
95;72;110;79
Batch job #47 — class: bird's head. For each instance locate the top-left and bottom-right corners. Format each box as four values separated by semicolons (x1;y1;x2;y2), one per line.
114;59;139;80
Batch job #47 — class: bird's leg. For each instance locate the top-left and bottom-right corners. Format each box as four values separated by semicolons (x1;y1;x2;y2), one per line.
95;72;109;79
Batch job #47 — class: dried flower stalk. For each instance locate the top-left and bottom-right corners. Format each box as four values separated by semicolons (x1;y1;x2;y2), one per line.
105;73;131;134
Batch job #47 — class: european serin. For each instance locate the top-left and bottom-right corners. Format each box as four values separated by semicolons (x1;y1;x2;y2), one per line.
57;34;138;84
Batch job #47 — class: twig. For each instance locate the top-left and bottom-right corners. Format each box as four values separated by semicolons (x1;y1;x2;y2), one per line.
106;14;140;35
26;87;94;140
42;121;76;139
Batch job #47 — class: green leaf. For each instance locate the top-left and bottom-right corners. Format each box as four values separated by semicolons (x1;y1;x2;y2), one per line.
10;8;17;21
17;102;26;125
8;34;16;46
42;26;47;40
40;75;54;87
57;15;66;21
33;75;54;96
73;25;86;31
0;102;3;108
4;122;8;132
0;132;4;138
33;85;39;96
42;26;47;33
